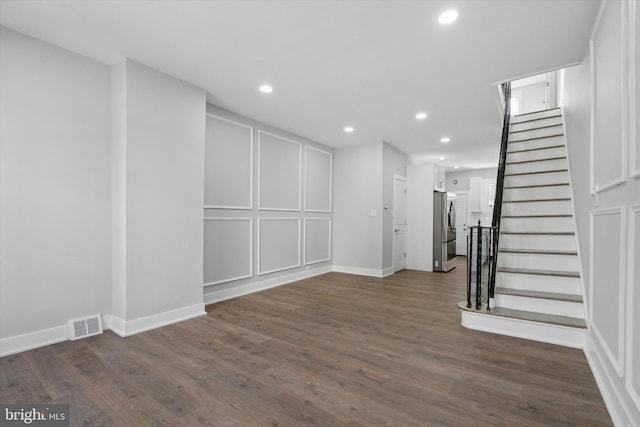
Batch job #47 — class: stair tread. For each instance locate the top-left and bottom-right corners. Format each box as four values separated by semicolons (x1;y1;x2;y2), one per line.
503;197;571;203
502;214;573;218
457;301;586;328
500;231;575;235
494;287;583;302
510;124;564;134
509;134;565;143
499;248;578;255
509;114;562;126
505;168;568;176
513;107;561;118
507;144;565;154
497;267;580;278
506;156;567;165
504;183;570;189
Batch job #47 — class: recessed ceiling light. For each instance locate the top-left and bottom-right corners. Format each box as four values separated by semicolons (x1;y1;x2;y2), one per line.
259;84;273;94
438;10;458;25
454;166;459;169
415;112;427;120
439;157;445;161
440;137;451;143
344;126;354;133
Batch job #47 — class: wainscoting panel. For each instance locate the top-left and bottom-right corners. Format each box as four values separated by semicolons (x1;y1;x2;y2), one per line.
591;0;626;191
205;115;253;209
590;208;625;376
258;218;301;275
628;204;640;407
304;218;331;265
204;218;253;286
305;146;332;212
632;0;640;178
258;131;301;211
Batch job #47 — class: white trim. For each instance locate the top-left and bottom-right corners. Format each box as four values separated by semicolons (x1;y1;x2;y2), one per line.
630;0;640;179
589;36;596;195
584;334;638;427
381;267;395;277
626;203;640;408
561;109;589;324
257;217;301;275
590;207;626;377
392;174;408;273
459;310;586;348
108;303;205;337
332;265;388;278
203;217;253;286
0;324;68;357
304;146;333;213
204;265;332;305
205;113;254;210
258;130;302;212
303;217;332;265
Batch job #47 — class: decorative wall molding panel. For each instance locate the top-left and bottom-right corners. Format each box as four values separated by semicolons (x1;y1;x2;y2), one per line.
305;146;332;212
204;218;253;286
205;114;253;209
304;217;331;265
258;130;302;211
627;204;640;408
258;218;301;275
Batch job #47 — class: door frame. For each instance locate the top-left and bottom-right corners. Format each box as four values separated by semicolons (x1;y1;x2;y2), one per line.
454;191;469;257
392;174;408;272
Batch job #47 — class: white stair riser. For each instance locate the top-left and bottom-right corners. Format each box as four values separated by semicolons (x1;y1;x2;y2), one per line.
502;200;572;216
499;233;577;251
511;109;562;123
510;115;563;132
510;125;564;142
508;135;565;151
504;170;569;187
495;272;582;294
507;146;566;163
505;158;567;175
497;252;580;271
503;185;571;201
501;216;575;232
494;294;585;318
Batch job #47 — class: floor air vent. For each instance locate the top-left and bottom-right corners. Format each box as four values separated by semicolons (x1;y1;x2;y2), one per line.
68;315;103;340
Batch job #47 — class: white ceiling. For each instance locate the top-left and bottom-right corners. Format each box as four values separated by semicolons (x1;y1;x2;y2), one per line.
0;0;600;170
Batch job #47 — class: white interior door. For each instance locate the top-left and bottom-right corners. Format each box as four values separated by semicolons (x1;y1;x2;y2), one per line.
455;193;468;256
393;177;407;272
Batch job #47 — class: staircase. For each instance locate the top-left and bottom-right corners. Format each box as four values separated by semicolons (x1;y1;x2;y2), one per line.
458;107;587;348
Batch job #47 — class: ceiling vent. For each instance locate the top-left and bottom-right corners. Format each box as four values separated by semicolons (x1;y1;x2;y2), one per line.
68;315;103;340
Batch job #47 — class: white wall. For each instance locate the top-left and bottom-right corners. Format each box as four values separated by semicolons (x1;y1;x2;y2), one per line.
111;59;206;332
563;1;640;425
202;104;334;304
0;28;112;344
333;142;383;275
382;142;409;272
446;167;497;193
406;164;435;271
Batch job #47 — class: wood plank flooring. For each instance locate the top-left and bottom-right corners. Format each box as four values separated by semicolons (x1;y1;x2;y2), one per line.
1;259;612;426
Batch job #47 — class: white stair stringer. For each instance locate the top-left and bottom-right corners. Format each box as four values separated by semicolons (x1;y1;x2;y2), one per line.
459;108;587;348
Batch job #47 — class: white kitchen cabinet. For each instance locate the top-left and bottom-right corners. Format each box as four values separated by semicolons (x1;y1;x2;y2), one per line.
433;164;446;192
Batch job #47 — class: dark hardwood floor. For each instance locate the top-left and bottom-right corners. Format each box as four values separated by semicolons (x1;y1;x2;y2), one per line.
1;258;612;426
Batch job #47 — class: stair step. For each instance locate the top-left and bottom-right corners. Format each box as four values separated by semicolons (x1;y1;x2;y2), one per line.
504;183;569;189
497;250;579;272
497;267;580;278
494;287;583;302
504;168;568;177
504;170;569;187
505;158;567;175
499;248;578;255
510;123;564;134
509;114;562;129
501;216;575;233
511;108;562;122
507;146;566;163
503;197;570;203
509;133;565;144
508;144;565;154
507;135;566;152
502;214;572;218
499;233;577;252
506;156;567;165
457;301;586;329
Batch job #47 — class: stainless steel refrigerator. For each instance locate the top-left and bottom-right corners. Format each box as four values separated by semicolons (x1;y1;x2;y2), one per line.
433;192;457;272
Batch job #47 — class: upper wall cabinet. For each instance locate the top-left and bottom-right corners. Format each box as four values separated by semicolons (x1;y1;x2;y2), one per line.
433;164;446;192
305;146;332;212
259;131;302;211
204;115;253;209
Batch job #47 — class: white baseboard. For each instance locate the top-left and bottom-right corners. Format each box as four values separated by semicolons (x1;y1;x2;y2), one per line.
204;265;333;305
0;324;68;357
333;265;389;278
460;309;586;349
381;267;395;277
584;333;639;427
106;303;205;337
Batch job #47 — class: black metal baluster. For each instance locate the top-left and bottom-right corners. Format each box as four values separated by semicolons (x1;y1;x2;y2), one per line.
487;227;493;311
476;220;482;310
467;229;472;308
